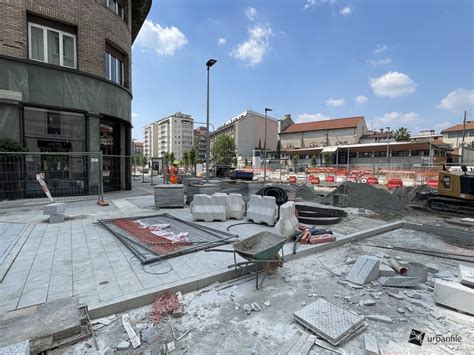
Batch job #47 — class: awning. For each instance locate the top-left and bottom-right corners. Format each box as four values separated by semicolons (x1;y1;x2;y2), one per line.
321;146;338;153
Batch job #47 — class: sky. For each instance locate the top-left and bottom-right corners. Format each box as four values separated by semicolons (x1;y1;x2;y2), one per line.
131;0;474;140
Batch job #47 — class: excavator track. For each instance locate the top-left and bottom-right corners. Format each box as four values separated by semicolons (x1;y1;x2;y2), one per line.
427;196;474;216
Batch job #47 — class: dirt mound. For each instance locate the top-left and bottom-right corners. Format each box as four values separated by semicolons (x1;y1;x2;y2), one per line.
393;185;435;203
322;182;407;216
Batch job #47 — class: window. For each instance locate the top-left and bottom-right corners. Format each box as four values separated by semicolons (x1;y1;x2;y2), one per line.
28;23;76;68
104;51;124;85
106;0;124;18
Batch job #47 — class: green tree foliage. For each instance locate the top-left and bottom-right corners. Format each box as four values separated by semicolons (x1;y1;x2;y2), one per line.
291;155;299;167
0;138;24;152
169;152;175;164
182;151;189;170
211;135;236;166
188;148;196;173
310;154;318;167
323;152;332;165
394;127;411;142
276;140;282;159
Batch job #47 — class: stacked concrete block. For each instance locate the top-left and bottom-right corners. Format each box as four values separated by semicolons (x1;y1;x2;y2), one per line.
43;203;66;224
154;184;184;208
247;195;278;226
434;279;474;315
458;264;474;288
224;193;245;220
275;201;299;238
190;194;226;222
345;256;380;285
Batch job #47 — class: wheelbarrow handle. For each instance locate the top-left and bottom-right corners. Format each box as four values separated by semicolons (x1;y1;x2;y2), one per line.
205;248;235;253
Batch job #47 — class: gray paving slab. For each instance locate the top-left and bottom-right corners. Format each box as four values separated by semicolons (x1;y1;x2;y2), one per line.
0;222;27;264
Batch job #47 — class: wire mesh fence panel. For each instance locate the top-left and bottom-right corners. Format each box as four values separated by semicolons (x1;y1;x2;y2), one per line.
98;213;237;263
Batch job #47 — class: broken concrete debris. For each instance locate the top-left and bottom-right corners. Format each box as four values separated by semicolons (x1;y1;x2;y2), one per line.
116;340;130;350
263;301;271;307
251;302;262;312
407;262;428;282
379;263;397;277
379;276;420;287
366;315;392;324
434;279;474;315
457;264;474;288
397;307;405;314
361;299;377;306
122;314;141;349
173;291;184;318
141;326;160;344
387;258;407;275
433;270;456;280
425;262;440;274
363;334;379;355
345;255;380;285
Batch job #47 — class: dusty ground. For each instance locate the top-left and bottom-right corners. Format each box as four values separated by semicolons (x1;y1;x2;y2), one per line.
56;228;474;355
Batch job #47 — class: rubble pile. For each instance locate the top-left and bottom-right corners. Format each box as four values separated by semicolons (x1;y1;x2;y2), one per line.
393;184;436;203
322;182;407;216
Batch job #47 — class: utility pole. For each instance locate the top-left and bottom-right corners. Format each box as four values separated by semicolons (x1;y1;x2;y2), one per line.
386;126;390;166
461;110;467;163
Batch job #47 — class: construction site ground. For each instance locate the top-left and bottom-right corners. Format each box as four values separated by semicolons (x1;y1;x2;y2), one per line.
0;182;473;353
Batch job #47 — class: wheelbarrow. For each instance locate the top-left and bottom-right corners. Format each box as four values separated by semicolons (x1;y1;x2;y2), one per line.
206;231;287;289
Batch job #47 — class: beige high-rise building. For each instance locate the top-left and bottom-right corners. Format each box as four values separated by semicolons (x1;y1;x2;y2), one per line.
143;112;194;159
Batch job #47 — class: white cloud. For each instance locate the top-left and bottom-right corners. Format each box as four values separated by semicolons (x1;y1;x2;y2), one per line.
434;121;452;131
354;95;368;104
297;113;330;123
375;112;420;125
218;37;226;45
436;88;474;113
369;71;416;98
326;97;346;107
230;24;272;65
304;0;337;10
374;44;388;54
245;7;257;21
132;112;139;118
340;5;352;16
135;19;188;56
369;57;391;66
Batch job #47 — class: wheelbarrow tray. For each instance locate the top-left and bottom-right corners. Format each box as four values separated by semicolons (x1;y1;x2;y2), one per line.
233;232;287;261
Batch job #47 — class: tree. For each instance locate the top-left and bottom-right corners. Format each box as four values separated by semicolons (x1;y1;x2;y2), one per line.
211;135;236;166
182;151;189;171
169;152;175;164
323;152;332;165
188;148;196;174
394;127;410;142
310;154;318;167
291;155;299;167
164;152;170;165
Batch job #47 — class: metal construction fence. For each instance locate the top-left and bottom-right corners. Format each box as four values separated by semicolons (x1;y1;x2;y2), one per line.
0;151;134;207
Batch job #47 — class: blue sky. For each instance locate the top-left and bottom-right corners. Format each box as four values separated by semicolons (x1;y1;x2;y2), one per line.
131;0;474;140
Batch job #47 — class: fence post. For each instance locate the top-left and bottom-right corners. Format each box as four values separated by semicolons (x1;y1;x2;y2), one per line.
98;152;104;202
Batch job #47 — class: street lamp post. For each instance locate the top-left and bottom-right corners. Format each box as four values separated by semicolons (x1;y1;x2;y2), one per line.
429;129;435;168
205;59;217;183
264;108;272;184
386;126;391;167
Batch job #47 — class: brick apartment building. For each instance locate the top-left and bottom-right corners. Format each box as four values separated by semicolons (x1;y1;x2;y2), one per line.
0;0;151;196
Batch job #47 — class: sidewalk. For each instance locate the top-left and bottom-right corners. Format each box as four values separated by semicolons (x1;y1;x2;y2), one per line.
0;196;384;315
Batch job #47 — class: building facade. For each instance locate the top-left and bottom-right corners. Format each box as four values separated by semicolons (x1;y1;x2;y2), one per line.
0;0;151;196
194;126;207;162
210;110;279;160
143;112;194;160
441;122;474;149
280;116;368;149
132;140;143;155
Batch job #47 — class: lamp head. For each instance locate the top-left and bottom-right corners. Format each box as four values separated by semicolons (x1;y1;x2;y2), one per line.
206;59;217;68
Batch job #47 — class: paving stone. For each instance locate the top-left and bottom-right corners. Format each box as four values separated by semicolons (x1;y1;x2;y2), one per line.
379;277;420;288
49;214;65;224
0;340;29;355
116;341;130;350
363;334;379;355
141;326;159;344
366;314;392;323
345;256;380;285
379;263;397;277
434;279;474;315
457;264;474;288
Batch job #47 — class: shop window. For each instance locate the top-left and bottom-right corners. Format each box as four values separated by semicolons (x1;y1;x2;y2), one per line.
28;21;76;69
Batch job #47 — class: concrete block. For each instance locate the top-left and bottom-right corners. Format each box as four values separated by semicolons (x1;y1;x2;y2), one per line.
43;203;66;215
49;213;65;224
458;264;474;288
345;256;380;285
407;262;428;282
425;262;440;273
275;201;299;238
0;340;29;355
214;193;245;220
190;194;226;222
379;277;420;288
247;195;278;226
366;315;392;324
434;279;474;315
363;334;379;355
379;263;397;277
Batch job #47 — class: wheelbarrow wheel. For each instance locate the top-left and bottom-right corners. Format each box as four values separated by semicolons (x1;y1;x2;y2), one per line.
266;254;282;275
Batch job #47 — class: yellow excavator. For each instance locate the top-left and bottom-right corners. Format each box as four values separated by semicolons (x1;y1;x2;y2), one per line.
418;164;474;215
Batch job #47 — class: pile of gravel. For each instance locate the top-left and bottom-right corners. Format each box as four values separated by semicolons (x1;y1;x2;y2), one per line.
393;185;435;203
322;182;407;216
